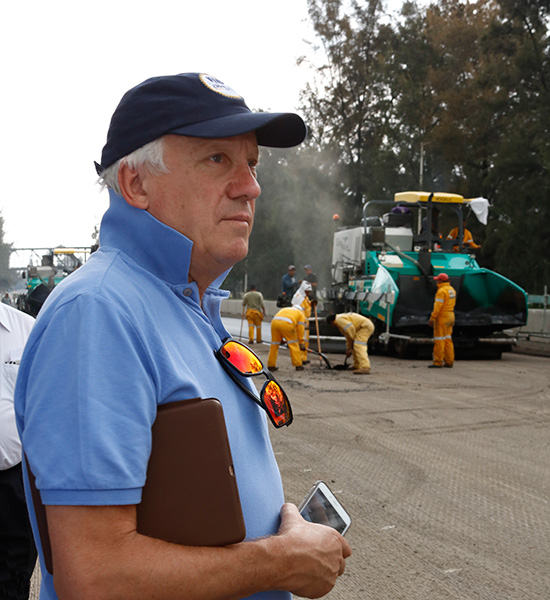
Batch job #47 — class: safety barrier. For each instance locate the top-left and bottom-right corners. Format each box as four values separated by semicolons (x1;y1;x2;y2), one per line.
523;286;549;338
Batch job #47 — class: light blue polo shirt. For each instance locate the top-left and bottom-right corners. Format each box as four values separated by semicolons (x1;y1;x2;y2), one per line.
15;191;290;600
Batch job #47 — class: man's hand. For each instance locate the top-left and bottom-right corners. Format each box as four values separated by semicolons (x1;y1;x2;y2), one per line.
299;344;306;352
345;349;352;358
428;319;434;327
270;503;352;598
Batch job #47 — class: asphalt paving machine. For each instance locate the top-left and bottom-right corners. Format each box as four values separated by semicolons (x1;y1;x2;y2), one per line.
324;191;528;358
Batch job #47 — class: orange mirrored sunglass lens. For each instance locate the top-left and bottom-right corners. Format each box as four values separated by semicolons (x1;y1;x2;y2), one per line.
221;341;263;375
262;380;290;424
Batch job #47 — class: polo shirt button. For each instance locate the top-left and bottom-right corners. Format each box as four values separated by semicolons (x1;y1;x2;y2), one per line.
183;288;193;297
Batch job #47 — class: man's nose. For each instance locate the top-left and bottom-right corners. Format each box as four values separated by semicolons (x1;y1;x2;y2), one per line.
228;164;261;200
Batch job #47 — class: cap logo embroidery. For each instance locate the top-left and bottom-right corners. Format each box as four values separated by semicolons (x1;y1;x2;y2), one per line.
199;74;242;99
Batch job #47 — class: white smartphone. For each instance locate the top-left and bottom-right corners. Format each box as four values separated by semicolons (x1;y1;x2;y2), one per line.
298;480;351;535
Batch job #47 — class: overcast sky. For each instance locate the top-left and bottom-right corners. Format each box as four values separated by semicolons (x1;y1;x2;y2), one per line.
1;0;407;264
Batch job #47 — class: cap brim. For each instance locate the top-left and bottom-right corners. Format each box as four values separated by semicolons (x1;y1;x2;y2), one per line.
169;112;307;148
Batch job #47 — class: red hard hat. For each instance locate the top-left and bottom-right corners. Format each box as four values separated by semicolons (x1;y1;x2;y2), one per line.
433;273;450;282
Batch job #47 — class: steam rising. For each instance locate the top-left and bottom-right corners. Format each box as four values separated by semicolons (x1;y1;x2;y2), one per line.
224;145;345;300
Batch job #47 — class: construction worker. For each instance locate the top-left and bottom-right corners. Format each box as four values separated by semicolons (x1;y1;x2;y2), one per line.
447;220;481;252
326;312;374;375
279;265;298;307
291;281;312;363
268;304;307;372
303;265;318;303
428;273;457;368
241;284;265;344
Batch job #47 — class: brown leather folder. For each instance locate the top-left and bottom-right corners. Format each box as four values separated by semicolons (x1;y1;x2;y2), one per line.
28;397;246;574
136;397;245;546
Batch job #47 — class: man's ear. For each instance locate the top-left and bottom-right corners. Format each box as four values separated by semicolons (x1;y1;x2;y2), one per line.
118;162;149;209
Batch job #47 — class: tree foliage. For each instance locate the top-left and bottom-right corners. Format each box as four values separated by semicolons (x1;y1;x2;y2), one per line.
299;0;400;220
227;0;549;297
295;0;550;293
0;212;15;292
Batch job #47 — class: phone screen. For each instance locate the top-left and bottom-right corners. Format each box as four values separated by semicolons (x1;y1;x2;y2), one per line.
300;486;349;534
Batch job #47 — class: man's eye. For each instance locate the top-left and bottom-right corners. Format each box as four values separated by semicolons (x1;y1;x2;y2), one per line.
209;154;224;163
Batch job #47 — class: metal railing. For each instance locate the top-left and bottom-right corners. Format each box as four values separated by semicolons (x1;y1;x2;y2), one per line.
522;286;549;339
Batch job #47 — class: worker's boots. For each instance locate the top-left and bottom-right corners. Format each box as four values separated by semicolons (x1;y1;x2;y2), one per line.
353;367;370;375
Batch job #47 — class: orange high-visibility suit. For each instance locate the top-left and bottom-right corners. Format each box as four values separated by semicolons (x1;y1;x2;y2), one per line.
447;227;481;251
299;297;312;362
241;289;265;343
333;313;374;370
268;306;305;369
430;281;457;367
245;309;263;343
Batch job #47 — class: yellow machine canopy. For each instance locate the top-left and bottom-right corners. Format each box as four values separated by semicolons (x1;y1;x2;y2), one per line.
394;191;466;204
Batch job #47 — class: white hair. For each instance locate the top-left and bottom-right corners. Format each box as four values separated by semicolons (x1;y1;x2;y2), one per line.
98;137;169;194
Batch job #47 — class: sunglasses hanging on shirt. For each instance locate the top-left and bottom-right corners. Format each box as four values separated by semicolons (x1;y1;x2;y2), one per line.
215;339;293;428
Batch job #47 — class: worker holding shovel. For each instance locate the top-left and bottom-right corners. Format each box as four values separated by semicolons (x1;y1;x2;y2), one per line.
326;312;375;375
268;304;308;372
291;281;313;363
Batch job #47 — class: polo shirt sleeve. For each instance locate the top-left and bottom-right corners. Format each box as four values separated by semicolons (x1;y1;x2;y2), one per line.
18;293;158;506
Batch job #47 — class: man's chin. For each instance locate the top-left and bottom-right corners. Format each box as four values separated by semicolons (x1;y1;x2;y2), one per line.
217;241;250;269
230;246;250;266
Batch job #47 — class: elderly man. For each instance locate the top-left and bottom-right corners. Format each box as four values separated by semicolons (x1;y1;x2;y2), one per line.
15;73;350;600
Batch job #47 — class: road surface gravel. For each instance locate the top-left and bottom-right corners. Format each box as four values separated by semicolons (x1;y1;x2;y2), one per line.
254;342;550;600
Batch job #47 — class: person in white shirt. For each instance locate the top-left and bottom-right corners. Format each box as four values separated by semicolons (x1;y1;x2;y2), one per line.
0;303;36;599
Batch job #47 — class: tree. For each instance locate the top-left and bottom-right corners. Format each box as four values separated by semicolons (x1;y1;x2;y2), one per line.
396;1;502;193
298;0;550;292
0;212;15;292
300;0;401;222
478;0;550;292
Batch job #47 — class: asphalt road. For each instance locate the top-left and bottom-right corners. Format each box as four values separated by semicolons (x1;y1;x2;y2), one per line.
241;336;550;600
30;319;549;600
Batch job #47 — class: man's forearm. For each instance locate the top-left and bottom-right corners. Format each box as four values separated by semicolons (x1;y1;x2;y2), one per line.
47;505;277;600
47;503;351;600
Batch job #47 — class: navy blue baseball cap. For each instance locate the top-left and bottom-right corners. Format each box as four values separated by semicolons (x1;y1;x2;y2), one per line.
96;72;307;173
